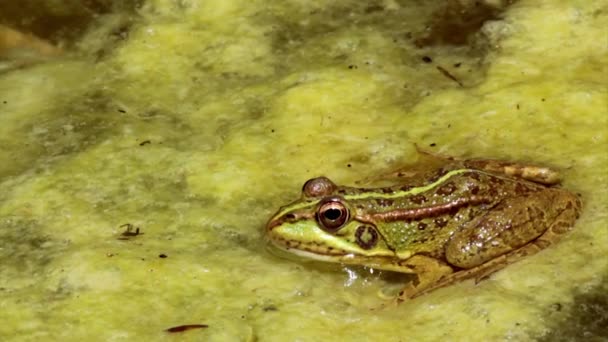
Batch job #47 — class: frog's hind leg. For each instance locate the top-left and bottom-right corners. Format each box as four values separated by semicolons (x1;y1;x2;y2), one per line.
402;190;581;299
409;146;560;184
403;243;538;299
408;222;571;299
464;159;562;185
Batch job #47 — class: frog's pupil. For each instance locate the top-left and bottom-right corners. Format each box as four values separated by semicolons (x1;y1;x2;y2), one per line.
317;198;349;231
324;208;342;220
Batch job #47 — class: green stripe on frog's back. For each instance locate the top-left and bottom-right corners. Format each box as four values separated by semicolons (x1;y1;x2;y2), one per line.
341;169;472;201
274;169;473;218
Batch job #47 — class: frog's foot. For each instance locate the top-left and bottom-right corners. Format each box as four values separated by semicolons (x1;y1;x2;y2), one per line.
414;143;563;185
463;159;562;185
394;255;454;302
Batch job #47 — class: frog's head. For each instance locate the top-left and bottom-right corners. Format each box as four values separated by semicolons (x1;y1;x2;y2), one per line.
266;177;410;272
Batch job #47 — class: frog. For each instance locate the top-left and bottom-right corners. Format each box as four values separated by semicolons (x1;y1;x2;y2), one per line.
265;155;582;300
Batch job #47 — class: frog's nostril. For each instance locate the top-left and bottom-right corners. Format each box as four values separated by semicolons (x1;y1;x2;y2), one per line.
266;218;280;230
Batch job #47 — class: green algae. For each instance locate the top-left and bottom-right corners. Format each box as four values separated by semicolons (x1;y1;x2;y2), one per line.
0;0;606;341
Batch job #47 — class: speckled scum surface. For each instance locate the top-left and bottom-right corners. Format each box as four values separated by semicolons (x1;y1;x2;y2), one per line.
0;0;606;341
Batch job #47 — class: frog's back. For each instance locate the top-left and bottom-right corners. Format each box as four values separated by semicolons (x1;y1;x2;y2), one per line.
346;167;568;255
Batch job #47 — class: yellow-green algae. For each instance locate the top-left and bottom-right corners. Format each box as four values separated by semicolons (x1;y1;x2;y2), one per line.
0;0;606;341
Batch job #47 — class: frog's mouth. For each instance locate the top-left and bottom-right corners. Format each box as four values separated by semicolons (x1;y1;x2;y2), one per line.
265;235;414;274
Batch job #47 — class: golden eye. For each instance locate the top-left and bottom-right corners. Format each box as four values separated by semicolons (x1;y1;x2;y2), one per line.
316;197;349;232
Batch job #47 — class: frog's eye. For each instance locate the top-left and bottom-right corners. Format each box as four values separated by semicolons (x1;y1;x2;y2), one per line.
317;198;349;232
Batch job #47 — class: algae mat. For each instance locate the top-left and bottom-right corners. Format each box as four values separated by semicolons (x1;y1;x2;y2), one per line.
0;0;606;341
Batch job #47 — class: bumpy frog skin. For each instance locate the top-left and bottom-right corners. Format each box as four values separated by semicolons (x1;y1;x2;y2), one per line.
266;157;582;300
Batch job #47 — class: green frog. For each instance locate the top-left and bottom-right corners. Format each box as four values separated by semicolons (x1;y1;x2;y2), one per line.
265;156;582;300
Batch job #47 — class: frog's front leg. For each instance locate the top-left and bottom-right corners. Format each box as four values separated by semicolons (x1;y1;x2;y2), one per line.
395;255;454;301
464;159;561;185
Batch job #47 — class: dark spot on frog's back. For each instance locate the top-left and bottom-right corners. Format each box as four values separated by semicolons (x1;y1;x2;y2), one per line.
489;176;505;185
376;198;394;207
417;222;428;231
429;168;449;182
487;186;499;197
436;182;457;195
434;217;449;228
469;172;481;181
418;237;429;244
470;185;480;195
400;185;413;192
410;194;427;204
447;206;460;217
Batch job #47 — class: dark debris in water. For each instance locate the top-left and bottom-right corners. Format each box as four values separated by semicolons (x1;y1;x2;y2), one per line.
165;324;209;333
263;305;278;312
117;223;143;240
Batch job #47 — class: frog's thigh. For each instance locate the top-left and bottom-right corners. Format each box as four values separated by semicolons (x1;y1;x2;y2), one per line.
445;190;571;269
464;159;561;185
399;193;579;299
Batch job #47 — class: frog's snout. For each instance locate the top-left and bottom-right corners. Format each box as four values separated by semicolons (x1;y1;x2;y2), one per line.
266;211;301;232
